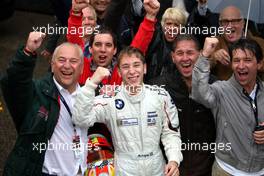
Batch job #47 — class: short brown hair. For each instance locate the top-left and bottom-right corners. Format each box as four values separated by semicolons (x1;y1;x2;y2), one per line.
117;46;145;68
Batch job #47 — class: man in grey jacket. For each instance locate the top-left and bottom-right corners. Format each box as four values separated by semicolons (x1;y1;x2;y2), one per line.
192;37;264;175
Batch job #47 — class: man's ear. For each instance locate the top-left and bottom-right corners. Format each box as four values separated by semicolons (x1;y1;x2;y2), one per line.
171;51;176;64
89;46;92;55
242;19;245;28
114;47;117;55
118;67;121;77
51;60;54;73
257;57;264;71
80;61;84;74
144;64;147;74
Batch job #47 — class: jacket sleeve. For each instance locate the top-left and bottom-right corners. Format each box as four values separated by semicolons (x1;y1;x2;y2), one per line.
72;79;109;128
67;10;85;49
191;56;219;109
0;47;36;131
130;17;156;55
160;90;183;165
210;36;228;68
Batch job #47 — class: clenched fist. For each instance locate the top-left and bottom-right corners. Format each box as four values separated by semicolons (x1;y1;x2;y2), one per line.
25;32;46;53
90;67;111;85
202;37;219;58
72;0;90;13
144;0;160;20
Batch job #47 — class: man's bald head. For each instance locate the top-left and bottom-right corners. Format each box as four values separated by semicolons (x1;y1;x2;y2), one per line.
220;6;243;20
219;6;244;43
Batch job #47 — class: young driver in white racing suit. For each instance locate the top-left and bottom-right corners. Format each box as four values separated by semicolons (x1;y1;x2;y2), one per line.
73;46;182;176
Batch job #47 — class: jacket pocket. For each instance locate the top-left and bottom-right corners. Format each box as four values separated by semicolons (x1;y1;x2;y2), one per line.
20;106;48;135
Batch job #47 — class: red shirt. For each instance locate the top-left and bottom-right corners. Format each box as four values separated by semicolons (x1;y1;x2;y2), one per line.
67;10;156;86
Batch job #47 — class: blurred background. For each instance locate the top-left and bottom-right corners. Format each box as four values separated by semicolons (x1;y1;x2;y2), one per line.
0;0;55;174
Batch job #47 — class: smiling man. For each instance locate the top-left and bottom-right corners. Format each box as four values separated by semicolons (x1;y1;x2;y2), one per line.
192;37;264;175
73;46;183;176
210;6;264;81
149;34;216;176
68;0;160;86
68;0;161;158
1;32;88;176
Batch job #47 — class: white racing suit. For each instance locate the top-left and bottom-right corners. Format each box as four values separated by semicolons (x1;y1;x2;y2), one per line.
73;80;183;176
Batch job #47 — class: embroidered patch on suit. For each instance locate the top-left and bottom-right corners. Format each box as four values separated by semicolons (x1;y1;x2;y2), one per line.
117;118;138;126
147;111;157;126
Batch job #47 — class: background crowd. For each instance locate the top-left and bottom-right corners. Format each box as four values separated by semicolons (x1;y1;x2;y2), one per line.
1;0;264;175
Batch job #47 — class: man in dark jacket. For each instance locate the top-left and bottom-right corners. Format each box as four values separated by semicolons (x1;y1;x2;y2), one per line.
187;0;219;47
1;32;87;175
149;34;216;176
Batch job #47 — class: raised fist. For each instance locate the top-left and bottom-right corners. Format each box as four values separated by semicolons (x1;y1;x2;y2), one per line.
90;67;111;85
144;0;160;20
25;32;46;53
72;0;90;13
202;37;219;58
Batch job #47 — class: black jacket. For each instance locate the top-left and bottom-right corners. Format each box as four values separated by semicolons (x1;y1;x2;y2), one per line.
149;69;216;176
145;25;175;81
1;47;60;176
104;0;173;47
187;7;219;47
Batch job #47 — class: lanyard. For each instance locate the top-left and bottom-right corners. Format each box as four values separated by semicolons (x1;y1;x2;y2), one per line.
243;84;259;126
57;91;78;135
57;89;83;161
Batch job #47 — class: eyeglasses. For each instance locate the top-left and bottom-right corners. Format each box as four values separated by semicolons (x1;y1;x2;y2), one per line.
219;18;243;26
